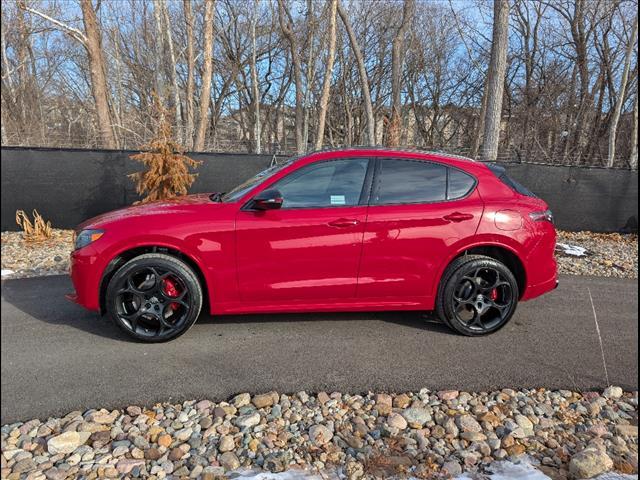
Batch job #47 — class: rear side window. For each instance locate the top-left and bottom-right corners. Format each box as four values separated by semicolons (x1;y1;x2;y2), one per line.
373;159;447;204
487;163;537;197
372;159;476;205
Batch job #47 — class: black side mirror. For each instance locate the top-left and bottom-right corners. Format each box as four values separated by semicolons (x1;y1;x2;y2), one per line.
251;189;283;210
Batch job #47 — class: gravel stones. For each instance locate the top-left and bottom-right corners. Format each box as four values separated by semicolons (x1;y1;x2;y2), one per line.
569;446;614;478
218;435;235;452
386;413;407;430
219;452;240;470
401;408;431;428
555;231;638;278
252;391;279;409
457;415;483;433
232;393;251;408
2;387;637;479
46;432;90;454
235;412;261;429
308;425;333;446
604;386;624;399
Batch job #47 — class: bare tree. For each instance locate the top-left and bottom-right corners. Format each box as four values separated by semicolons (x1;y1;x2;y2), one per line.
315;0;338;150
607;15;638;167
183;0;195;149
194;0;216;151
21;0;118;149
3;0;638;166
388;0;415;147
481;0;509;162
278;0;305;153
250;0;261;153
337;0;375;145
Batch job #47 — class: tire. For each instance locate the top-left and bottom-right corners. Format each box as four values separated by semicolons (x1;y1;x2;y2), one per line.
106;253;203;342
435;254;519;336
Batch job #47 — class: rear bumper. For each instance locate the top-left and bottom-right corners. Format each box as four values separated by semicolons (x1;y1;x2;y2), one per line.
522;274;558;301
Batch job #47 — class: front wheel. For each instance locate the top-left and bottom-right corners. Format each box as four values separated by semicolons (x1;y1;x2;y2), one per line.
436;255;519;336
106;253;203;342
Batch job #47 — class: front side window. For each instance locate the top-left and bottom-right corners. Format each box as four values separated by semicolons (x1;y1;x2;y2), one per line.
222;160;293;202
271;158;369;208
373;159;447;205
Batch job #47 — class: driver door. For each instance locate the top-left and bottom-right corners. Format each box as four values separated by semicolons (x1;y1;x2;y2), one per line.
235;158;372;303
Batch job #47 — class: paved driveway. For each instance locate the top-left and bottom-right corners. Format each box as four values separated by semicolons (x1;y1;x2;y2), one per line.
1;274;637;424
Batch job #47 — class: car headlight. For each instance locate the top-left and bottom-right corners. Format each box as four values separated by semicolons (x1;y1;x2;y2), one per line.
74;229;104;250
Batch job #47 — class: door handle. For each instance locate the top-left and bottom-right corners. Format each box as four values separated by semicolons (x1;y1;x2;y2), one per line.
443;212;474;222
328;218;360;228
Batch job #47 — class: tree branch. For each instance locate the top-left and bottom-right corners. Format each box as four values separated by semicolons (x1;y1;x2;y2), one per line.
20;5;87;45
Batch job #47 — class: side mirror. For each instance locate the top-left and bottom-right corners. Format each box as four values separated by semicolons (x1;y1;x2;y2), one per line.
251;189;283;210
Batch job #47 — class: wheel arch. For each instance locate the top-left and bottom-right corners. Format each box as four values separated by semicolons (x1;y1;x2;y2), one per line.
99;245;210;315
437;241;527;299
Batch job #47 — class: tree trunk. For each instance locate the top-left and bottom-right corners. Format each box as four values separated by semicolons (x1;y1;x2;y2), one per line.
480;0;509;162
630;92;638;170
160;0;183;141
302;0;317;149
250;0;261;154
194;0;216;152
337;0;375;145
607;16;637;168
79;0;118;149
388;0;415;147
183;0;195;149
315;0;338;150
278;0;305;153
152;0;166;101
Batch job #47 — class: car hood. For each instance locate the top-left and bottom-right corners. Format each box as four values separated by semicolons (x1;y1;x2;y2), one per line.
77;194;221;230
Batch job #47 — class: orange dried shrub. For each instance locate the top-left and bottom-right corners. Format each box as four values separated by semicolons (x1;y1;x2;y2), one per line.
15;209;53;242
129;99;201;204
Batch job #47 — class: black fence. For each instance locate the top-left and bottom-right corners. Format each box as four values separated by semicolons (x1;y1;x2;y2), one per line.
1;147;637;232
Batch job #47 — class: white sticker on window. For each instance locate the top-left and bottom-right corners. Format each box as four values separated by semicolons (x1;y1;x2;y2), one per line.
330;195;346;205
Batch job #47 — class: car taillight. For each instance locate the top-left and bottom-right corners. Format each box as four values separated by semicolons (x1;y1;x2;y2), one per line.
529;209;554;224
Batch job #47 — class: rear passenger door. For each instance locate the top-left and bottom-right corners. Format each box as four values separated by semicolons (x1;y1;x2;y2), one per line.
357;158;484;301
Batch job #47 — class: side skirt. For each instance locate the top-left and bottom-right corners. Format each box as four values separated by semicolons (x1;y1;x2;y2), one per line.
210;296;435;315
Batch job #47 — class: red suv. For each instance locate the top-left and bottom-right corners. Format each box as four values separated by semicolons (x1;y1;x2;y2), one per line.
68;148;557;342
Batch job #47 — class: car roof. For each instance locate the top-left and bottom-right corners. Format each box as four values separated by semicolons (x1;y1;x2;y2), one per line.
298;146;482;171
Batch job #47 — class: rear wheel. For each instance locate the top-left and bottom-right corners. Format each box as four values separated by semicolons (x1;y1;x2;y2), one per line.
106;253;202;342
436;255;519;336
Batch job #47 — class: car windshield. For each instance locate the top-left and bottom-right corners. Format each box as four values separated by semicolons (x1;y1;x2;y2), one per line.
221;160;293;202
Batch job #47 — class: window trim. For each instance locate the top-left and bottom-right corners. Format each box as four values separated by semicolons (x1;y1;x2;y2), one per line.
242;157;375;211
369;158;478;207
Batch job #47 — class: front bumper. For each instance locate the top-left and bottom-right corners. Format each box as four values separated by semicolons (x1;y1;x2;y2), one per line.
67;247;102;312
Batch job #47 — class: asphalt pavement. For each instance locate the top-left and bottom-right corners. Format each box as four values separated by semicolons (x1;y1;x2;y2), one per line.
1;274;637;424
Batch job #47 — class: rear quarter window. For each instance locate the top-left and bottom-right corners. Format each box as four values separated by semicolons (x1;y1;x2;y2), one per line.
447;168;476;200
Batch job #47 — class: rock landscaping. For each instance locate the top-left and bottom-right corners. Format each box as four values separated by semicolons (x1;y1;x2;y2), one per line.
1;229;638;280
1;388;637;479
556;231;638;279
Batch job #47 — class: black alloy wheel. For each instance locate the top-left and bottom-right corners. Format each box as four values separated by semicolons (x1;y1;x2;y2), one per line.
436;255;519;336
106;253;202;342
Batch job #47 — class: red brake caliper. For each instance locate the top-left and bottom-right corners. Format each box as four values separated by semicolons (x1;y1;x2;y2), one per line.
162;278;181;311
490;288;499;301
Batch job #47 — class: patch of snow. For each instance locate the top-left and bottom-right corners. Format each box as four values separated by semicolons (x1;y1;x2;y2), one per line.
556;242;589;257
1;269;15;278
229;460;638;480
